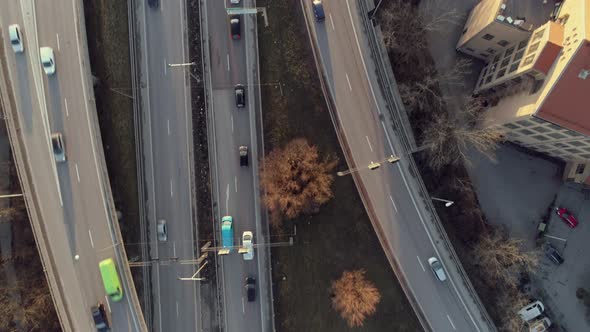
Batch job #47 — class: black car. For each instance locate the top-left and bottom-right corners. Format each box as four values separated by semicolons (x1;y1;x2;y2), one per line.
245;276;256;302
147;0;159;9
235;84;245;108
545;244;564;265
230;15;241;40
239;146;249;167
312;0;325;22
91;304;110;332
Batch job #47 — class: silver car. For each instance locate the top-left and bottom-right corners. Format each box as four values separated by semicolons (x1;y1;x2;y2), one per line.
51;133;66;163
40;47;55;75
9;24;24;53
427;257;447;281
157;219;167;242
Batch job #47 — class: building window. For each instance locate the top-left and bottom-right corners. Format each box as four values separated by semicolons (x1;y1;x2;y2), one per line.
566;130;583;137
497;68;507;79
479;53;489;58
518;40;529;50
532;29;545;42
554;142;568;148
532;135;549;141
493;55;501;63
504;46;515;57
565;148;582;154
482;33;495;40
581;154;590;159
509;62;520;73
523;55;536;66
583;147;590;152
527;42;540;55
466;47;475;52
504;123;520;130
497;40;509;47
575;164;586;174
530;117;545;124
501;58;511;68
519;129;534;135
516;120;533;127
569;140;587;147
514;50;525;61
531;126;549;133
548;123;562;131
487;48;496;54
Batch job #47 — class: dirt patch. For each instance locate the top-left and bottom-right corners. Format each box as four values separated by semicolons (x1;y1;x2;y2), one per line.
257;1;421;331
83;0;143;302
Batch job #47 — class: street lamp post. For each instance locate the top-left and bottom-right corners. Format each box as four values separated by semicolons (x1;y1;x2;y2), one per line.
337;155;400;176
431;197;454;207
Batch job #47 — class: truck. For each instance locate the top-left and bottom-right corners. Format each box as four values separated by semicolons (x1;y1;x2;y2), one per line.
239;145;248;167
220;216;234;255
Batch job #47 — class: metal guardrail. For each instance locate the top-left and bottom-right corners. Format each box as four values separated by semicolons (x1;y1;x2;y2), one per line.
357;0;496;330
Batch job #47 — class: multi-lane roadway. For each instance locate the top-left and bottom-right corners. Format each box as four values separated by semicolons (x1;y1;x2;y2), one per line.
303;0;493;331
0;0;145;331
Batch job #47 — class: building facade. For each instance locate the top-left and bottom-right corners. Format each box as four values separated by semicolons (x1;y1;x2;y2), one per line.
457;0;590;184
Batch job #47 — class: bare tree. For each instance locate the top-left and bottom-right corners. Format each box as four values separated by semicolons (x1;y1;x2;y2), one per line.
494;289;530;332
260;138;337;226
473;230;538;287
331;269;381;327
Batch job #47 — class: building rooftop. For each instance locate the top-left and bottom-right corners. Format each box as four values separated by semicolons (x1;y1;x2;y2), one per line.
496;0;557;32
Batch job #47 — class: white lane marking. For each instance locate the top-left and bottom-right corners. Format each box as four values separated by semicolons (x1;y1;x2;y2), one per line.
227;54;230;71
105;296;112;313
231;115;234;133
176;301;180;318
164;58;168;75
365;135;373;152
447;315;457;330
56;33;60;51
329;13;335;30
235;176;238;193
242;297;245;313
417;256;425;272
389;195;398;212
64;98;69;117
345;73;352;91
167;119;171;136
225;184;230;214
88;229;94;248
173;241;177;257
170;179;174;197
75;164;81;183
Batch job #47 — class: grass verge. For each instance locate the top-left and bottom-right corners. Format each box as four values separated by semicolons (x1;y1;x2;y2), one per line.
257;1;421;331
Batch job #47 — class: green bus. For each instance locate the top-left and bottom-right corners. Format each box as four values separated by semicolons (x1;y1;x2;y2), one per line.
99;258;123;302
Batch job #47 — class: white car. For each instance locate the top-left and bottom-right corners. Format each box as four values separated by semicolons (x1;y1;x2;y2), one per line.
242;231;253;260
157;219;167;242
230;0;240;4
39;47;55;75
9;24;24;53
427;257;447;281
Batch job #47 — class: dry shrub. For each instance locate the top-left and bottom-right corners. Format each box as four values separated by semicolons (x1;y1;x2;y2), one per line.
260;138;337;226
331;269;381;327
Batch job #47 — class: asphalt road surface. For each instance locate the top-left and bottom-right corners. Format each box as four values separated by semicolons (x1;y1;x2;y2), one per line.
203;0;270;331
139;0;200;331
0;0;144;331
303;1;492;331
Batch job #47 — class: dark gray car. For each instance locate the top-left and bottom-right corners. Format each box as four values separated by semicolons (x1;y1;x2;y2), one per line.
545;244;564;265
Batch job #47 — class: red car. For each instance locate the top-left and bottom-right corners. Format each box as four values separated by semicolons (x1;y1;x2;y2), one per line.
555;207;579;228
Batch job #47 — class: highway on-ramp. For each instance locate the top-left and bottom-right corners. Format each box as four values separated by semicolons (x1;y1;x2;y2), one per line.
302;0;494;331
0;0;145;331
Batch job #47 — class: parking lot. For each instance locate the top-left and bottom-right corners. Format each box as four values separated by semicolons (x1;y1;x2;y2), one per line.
534;183;590;332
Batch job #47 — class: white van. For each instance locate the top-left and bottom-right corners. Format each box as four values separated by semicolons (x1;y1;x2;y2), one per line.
518;301;544;322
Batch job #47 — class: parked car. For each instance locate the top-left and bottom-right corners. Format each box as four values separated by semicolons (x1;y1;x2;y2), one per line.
230;16;241;40
9;24;24;53
157;219;167;242
40;46;55;75
51;133;66;163
427;257;447;281
518;301;544;322
245;276;256;302
147;0;159;8
555;207;578;228
312;0;325;22
91;303;110;332
239;145;248;167
242;231;253;260
235;84;245;108
544;243;564;265
230;0;241;4
529;317;551;332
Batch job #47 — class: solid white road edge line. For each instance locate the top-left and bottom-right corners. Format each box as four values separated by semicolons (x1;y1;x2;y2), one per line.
329;13;335;30
417;256;425;272
345;72;352;91
88;229;94;248
447;314;457;330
